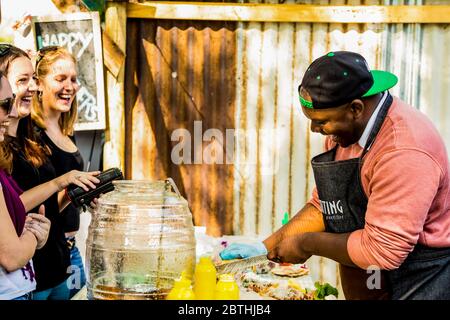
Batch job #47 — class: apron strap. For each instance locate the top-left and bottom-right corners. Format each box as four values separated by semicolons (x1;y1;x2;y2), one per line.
361;91;393;158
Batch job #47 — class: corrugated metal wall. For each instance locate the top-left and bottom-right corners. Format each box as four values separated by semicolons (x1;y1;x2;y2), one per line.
385;0;450;151
124;0;450;292
125;19;238;237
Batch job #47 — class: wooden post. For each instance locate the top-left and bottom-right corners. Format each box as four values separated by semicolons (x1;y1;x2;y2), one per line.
103;1;127;173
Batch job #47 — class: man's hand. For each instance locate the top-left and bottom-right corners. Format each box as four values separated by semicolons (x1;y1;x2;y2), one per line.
24;205;51;249
268;232;356;267
219;242;268;260
267;233;312;264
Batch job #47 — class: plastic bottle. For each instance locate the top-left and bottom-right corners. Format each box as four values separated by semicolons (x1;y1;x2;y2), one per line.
214;274;239;300
194;256;217;299
166;272;196;300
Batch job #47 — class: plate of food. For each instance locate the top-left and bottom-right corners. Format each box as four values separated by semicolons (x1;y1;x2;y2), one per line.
236;261;338;300
212;238;338;300
236;261;316;300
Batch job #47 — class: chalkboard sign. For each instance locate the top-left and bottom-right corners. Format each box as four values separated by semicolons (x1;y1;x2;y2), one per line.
32;12;105;131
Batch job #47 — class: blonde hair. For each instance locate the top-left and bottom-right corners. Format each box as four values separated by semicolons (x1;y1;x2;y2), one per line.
32;46;78;136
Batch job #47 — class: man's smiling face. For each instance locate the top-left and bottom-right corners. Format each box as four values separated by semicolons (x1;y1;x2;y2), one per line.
299;87;364;148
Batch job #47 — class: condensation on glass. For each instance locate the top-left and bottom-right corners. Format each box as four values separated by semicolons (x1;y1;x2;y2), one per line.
86;179;196;300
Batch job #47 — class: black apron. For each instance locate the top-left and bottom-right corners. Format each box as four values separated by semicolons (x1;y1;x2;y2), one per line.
311;92;450;300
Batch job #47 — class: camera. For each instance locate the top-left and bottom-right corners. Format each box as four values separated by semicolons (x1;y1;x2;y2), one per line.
66;167;123;209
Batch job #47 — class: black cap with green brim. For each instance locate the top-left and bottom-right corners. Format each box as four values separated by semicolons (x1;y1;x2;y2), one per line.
298;51;398;109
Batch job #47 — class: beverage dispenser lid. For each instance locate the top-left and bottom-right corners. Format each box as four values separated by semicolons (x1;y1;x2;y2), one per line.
102;178;188;207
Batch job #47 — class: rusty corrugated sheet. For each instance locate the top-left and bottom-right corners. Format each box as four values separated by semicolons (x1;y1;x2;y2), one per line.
125;19;237;237
123;0;450;294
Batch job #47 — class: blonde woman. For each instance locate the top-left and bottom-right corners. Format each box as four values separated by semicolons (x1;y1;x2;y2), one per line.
0;44;99;300
32;45;94;299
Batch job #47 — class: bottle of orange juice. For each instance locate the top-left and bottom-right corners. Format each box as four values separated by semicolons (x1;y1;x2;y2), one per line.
214;274;239;300
194;256;217;299
167;272;196;300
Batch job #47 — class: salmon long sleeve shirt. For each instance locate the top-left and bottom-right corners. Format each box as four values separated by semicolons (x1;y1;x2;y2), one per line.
308;96;450;270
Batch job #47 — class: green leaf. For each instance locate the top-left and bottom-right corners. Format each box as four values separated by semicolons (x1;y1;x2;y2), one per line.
313;281;338;300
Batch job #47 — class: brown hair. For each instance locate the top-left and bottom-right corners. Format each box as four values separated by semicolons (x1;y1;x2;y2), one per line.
0;45;29;74
32;46;78;136
0;72;11;171
0;45;49;172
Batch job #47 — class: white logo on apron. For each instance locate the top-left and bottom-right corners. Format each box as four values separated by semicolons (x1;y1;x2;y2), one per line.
320;199;344;219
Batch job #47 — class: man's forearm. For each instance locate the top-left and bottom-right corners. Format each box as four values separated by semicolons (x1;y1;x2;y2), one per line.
303;232;356;267
264;203;325;251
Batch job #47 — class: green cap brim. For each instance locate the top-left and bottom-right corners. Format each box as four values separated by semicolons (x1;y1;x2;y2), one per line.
299;95;313;109
362;70;398;97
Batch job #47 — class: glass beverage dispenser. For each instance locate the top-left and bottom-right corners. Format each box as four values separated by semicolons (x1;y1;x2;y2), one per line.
86;179;196;300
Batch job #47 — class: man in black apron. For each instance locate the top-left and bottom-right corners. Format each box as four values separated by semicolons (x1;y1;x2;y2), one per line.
221;51;450;300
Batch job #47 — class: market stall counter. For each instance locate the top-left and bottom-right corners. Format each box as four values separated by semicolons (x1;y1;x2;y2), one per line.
72;229;339;300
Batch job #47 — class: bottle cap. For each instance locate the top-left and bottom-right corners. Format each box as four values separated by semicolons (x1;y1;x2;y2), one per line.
175;278;191;288
174;271;192;287
218;274;234;282
180;270;191;280
199;256;212;264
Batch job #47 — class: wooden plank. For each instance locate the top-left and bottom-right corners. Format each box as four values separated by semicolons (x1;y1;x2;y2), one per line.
124;21;139;179
127;2;450;24
103;2;127;172
102;31;125;79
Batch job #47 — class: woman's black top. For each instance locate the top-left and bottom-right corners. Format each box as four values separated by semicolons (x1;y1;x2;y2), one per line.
9;137;71;291
39;130;84;233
